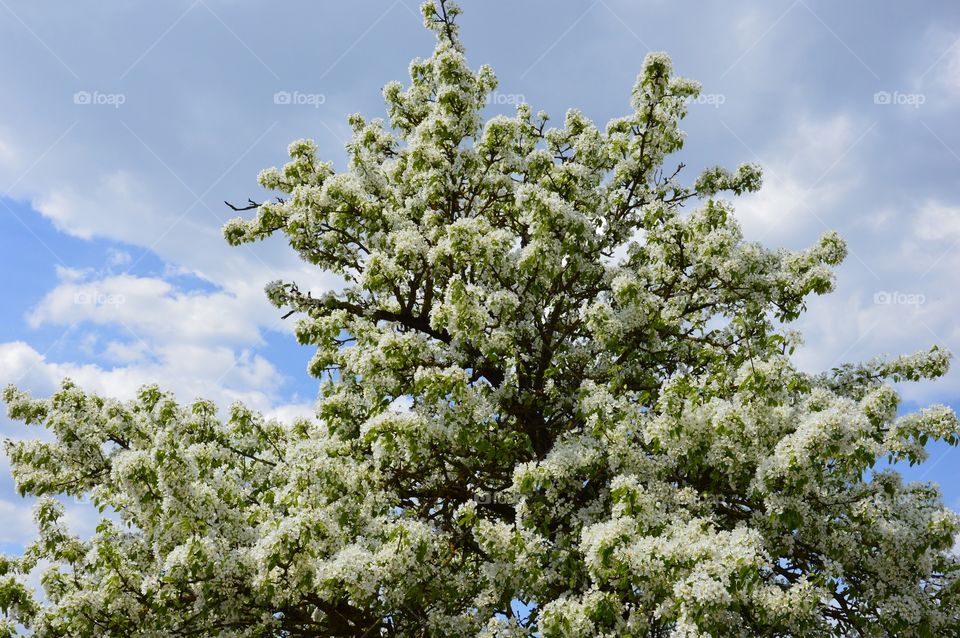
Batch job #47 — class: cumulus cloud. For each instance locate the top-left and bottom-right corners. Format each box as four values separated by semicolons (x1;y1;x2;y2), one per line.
791;197;960;405
16;267;327;419
32;171;157;241
914;200;960;241
0;340;285;410
732;115;863;244
28;270;271;347
101;339;151;364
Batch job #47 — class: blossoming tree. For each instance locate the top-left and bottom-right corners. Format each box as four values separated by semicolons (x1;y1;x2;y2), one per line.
2;2;959;636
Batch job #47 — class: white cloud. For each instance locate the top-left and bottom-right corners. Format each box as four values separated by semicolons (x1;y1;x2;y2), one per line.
53;265;92;283
789;196;960;406
28;271;274;347
734;172;814;239
914;200;960;242
19;162;322;296
32;171;157;241
101;339;151;364
733;115;860;243
106;249;132;268
0;340;294;415
264;402;316;424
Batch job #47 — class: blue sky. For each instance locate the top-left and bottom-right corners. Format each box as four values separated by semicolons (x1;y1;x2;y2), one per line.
1;0;959;549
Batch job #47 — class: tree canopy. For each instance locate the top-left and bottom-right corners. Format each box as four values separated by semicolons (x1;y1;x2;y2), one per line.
2;1;959;636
